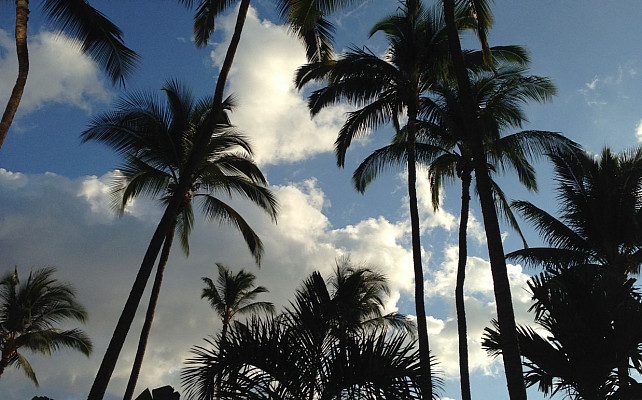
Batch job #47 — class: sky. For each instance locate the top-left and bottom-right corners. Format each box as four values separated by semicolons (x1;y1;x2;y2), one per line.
1;1;642;399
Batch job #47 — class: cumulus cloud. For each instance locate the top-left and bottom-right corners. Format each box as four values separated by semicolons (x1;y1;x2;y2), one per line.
0;29;111;120
0;166;536;398
208;6;350;165
0;169;430;399
424;245;533;378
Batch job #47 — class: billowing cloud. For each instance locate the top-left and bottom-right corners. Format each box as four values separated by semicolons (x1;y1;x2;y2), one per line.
208;6;350;165
0;167;536;398
0;29;111;121
424;245;534;378
0;169;425;398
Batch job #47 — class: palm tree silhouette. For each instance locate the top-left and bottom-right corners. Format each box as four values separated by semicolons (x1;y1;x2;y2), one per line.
82;80;278;400
441;0;529;397
354;64;575;400
294;2;454;393
507;146;642;388
483;265;642;400
182;260;433;400
0;267;92;385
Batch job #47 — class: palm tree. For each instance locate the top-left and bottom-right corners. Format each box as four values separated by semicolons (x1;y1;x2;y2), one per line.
202;264;275;343
294;2;453;394
441;0;527;397
182;261;434;400
353;64;576;400
506;146;642;388
94;0;375;392
0;267;92;385
0;0;139;148
201;263;275;400
82;80;278;400
179;0;364;62
285;258;416;344
482;265;642;400
507;147;642;276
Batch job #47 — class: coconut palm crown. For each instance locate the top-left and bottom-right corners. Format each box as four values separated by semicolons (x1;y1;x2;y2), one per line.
0;267;92;386
82;80;278;261
507;146;642;276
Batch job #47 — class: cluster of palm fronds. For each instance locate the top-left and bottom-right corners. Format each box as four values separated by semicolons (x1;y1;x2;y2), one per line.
182;259;441;400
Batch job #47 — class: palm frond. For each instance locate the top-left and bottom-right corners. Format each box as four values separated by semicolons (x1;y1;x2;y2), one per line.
197;195;264;264
42;0;139;85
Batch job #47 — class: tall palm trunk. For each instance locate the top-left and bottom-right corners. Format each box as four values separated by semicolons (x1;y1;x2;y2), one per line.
88;211;180;400
123;225;176;400
406;114;433;397
456;170;472;400
88;3;253;399
0;0;30;149
441;1;526;399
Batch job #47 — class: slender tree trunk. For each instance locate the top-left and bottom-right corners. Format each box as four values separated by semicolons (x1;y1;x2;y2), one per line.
406;114;433;398
88;2;253;398
0;0;30;149
456;171;472;400
123;226;176;400
213;0;250;106
441;1;526;399
87;209;180;400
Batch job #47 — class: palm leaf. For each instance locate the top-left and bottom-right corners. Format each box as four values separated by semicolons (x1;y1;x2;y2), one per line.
42;0;139;85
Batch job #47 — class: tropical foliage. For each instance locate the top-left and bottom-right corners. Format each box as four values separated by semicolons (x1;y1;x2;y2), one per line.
8;1;642;400
507;147;642;276
355;62;576;400
182;260;436;400
295;2;455;393
483;146;642;398
483;266;642;400
202;263;275;339
0;267;92;385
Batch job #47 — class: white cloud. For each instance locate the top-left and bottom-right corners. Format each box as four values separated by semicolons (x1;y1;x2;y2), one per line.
636;119;642;142
0;168;534;396
208;6;350;165
0;29;111;119
585;76;599;90
423;244;534;378
0;169;430;399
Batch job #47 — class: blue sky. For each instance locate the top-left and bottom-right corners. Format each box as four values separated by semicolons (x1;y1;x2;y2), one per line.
1;1;642;399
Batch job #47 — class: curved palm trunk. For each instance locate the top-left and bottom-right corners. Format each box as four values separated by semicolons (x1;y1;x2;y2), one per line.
213;0;250;106
87;209;180;400
88;3;253;399
441;1;526;399
123;226;176;400
406;116;433;398
0;0;30;149
456;171;472;400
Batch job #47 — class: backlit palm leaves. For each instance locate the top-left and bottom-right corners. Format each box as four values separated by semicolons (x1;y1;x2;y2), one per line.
0;267;92;385
483;266;642;400
507;147;642;276
295;3;453;393
183;262;437;400
353;64;576;400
